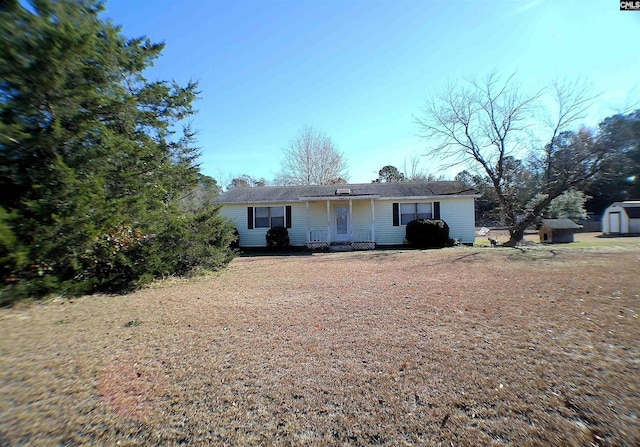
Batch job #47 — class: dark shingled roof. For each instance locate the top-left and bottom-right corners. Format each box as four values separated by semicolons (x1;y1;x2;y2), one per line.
541;219;582;230
213;181;478;204
625;207;640;219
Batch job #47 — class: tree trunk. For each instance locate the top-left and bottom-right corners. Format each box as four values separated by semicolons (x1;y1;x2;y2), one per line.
503;194;556;246
505;222;529;246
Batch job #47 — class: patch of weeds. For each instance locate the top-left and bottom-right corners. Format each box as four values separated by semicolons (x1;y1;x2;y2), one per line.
124;319;142;327
55;319;65;325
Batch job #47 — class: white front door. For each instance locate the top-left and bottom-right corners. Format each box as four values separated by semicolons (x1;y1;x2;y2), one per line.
334;205;350;241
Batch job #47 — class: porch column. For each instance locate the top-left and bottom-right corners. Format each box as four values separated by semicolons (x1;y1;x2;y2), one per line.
326;200;331;243
370;198;375;242
306;201;310;243
349;199;353;241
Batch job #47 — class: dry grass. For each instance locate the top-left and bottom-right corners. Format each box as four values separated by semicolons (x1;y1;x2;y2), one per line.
1;235;639;446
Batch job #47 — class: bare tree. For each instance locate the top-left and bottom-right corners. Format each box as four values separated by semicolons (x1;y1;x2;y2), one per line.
276;127;349;185
402;156;446;181
416;72;608;245
227;174;267;189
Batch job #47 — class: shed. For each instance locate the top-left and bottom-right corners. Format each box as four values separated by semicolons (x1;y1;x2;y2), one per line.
539;219;582;244
602;201;640;235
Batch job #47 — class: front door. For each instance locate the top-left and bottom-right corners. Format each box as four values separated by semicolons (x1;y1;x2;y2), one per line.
334;205;349;241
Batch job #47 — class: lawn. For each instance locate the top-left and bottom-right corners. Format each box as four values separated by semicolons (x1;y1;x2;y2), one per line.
1;237;639;446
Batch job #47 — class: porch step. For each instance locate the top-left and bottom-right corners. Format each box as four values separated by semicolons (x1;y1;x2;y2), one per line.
329;242;353;252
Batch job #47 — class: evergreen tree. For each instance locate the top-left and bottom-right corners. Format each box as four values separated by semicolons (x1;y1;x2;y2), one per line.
376;165;405;183
0;0;234;302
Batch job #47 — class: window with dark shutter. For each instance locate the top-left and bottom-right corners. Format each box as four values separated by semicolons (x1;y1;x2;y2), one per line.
247;207;254;229
394;202;437;225
251;206;288;228
286;206;292;228
392;203;399;226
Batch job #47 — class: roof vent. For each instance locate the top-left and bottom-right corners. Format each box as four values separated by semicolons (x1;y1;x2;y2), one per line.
335;188;351;195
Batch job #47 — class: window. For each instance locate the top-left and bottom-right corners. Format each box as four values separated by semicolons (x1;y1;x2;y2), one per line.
400;203;433;225
251;206;289;228
392;202;440;226
255;206;284;228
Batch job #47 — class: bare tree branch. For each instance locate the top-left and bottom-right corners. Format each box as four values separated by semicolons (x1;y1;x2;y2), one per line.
277;127;349;185
416;72;602;245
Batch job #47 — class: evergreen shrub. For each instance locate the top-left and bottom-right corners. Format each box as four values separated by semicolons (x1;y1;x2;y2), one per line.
266;226;289;248
406;219;450;248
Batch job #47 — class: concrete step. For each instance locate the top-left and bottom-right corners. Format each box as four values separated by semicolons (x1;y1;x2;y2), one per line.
329;243;353;252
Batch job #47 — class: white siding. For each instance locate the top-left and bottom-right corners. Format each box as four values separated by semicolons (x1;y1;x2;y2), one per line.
221;196;476;247
307;202;330;235
440;198;476;243
351;200;375;236
289;203;308;245
220;203;307;247
373;201;404;245
374;198;476;245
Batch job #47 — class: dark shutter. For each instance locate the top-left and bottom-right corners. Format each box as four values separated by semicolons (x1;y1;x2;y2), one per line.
247;207;254;229
285;206;292;228
392;203;399;226
433;201;440;220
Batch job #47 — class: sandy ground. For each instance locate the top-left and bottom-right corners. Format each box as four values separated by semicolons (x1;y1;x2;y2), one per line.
1;234;639;446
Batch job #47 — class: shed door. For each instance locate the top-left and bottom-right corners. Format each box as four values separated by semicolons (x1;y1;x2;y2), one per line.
609;212;621;233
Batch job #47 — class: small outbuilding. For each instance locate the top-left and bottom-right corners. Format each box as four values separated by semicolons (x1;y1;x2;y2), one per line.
602;201;640;235
539;219;582;244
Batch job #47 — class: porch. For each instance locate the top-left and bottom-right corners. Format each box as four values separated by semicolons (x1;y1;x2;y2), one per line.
306;229;376;251
303;196;377;250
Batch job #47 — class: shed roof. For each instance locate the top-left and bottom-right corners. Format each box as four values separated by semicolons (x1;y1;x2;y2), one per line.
541;219;582;230
625;207;640;218
610;201;640;218
213;181;478;204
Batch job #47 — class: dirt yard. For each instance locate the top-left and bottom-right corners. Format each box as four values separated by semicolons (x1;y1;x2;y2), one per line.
1;236;639;446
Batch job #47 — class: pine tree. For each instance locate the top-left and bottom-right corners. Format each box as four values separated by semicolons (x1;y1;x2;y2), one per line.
0;0;233;301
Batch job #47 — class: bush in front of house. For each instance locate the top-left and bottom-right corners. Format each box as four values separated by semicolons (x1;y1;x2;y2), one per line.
406;219;450;248
266;226;290;248
230;228;240;249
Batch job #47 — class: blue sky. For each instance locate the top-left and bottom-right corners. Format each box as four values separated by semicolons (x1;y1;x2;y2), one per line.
102;0;639;185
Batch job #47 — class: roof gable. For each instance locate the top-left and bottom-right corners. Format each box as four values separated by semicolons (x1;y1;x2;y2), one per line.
213;181;478;204
609;201;640;218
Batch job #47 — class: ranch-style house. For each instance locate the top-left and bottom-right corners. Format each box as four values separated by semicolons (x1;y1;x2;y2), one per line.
214;182;479;249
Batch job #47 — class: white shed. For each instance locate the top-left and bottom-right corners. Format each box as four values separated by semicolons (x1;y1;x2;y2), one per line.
602;201;640;234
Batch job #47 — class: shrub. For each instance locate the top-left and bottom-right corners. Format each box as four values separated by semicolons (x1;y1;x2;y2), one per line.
75;207;237;294
230;228;240;249
406;219;450;248
266;226;289;248
145;207;237;279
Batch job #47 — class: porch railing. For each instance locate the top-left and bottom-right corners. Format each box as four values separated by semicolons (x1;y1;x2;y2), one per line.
351;229;372;242
307;229;374;243
306;229;375;250
308;230;329;243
